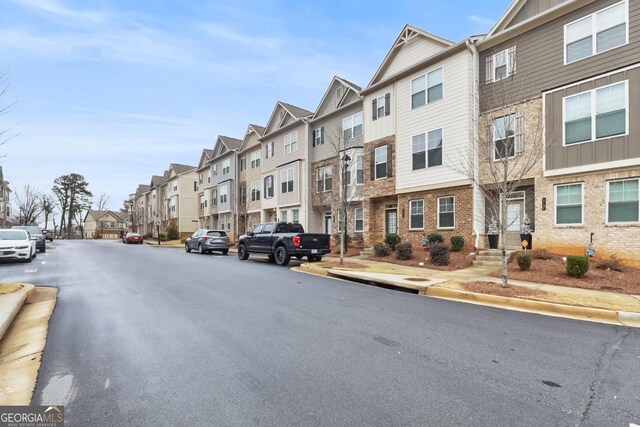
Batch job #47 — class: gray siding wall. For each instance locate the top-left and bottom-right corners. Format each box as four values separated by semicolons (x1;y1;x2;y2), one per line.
481;0;640;112
545;66;640;170
507;0;569;28
310;103;363;163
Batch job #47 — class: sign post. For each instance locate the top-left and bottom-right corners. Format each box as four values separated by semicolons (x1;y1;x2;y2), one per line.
154;218;161;245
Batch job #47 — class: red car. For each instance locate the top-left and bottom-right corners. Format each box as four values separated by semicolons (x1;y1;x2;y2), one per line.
122;232;144;244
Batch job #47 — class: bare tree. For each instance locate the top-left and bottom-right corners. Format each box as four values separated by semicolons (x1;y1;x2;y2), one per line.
40;195;55;229
0;71;18;154
95;192;111;211
12;185;43;225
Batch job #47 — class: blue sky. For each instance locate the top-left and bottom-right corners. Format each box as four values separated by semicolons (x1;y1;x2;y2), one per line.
0;0;510;214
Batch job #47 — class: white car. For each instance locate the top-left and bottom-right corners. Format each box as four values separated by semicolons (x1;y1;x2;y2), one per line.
0;229;36;263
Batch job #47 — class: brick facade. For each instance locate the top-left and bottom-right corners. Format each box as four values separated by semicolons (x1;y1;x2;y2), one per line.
364;136;396;247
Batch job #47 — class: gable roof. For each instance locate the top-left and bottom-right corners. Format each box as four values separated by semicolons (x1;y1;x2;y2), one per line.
368;24;453;87
197;148;214;170
280;102;313;119
311;75;363;121
239;123;266;151
249;124;265;136
170;163;196;175
135;184;149;195
85;209;125;223
218;135;243;151
149;175;163;188
261;101;313;139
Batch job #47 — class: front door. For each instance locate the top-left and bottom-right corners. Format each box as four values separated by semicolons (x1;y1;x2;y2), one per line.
324;215;332;235
385;210;398;236
505;200;524;247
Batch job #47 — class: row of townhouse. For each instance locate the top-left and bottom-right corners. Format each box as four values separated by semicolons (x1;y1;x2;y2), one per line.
127;0;640;263
0;166;11;228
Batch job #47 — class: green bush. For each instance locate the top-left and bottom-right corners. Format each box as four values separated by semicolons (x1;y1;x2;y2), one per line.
429;243;450;266
157;233;168;242
373;243;391;257
566;255;589;278
450;236;464;252
384;233;401;251
166;221;180;241
427;232;444;244
517;254;532;271
395;243;414;260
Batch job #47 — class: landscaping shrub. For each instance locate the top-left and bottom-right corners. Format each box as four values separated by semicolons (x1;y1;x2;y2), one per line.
373;243;391;257
427;232;444;244
384;233;401;251
351;234;364;248
166;222;180;240
566;255;589;278
395;243;414;260
143;232;153;239
595;255;623;272
532;249;553;260
517;254;532;271
450;236;464;252
429;243;450;266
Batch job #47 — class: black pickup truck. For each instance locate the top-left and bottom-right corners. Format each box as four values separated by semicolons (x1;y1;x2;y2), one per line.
237;222;331;266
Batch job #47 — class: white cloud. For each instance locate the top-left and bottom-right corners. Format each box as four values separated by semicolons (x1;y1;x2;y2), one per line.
468;15;495;28
8;0;105;23
200;23;281;50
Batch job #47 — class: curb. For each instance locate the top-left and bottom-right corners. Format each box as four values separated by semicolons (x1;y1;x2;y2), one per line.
0;284;36;342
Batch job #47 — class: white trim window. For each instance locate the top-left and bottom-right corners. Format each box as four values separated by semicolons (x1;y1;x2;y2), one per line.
438;196;455;229
555;183;584;225
313;128;323;146
494;115;516;159
354;207;363;232
264;175;274;198
564;81;627;145
211;189;217;206
281;210;288;222
607;178;639;223
212;164;217;176
356;155;364;185
250;150;261;169
374;146;388;179
219;184;228;204
342;112;363;140
412;133;426;170
222;158;230;175
565;1;628;64
485;47;517;83
265;142;274;159
317;165;332;193
281;169;294;194
284;132;298;154
409;200;424;230
251;181;261;202
292;209;299;224
375;95;385;119
411;67;443;109
427;129;443;167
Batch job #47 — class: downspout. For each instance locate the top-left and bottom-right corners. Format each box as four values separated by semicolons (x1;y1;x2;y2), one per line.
466;39;481;250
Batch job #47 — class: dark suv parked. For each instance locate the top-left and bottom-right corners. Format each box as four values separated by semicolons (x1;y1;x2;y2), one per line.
12;225;46;253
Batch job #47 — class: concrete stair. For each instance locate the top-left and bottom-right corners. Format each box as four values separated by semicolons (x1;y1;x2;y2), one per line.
361;247;374;257
473;249;517;267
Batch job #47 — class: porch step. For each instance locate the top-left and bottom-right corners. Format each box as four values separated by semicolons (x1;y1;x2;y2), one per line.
472;260;503;267
473;249;517;267
361;247;374;257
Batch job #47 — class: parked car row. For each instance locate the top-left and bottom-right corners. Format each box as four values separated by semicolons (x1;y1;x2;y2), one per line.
0;228;38;262
122;232;144;244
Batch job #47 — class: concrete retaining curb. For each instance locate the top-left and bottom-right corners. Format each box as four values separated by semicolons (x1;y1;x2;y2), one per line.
0;284;36;342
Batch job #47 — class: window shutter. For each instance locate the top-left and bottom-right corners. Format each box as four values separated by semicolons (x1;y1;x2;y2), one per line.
487;123;494;161
386;144;393;178
312;130;316;147
321;126;324;145
485;56;494;84
515;113;525;155
384;93;390;116
372;99;377;121
370;151;375;181
508;46;517;75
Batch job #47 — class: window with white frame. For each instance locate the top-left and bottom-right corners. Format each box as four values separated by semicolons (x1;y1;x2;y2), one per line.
251;181;261;201
240;157;246;171
409;200;424;230
239;186;245;204
336;209;344;232
200;196;205;210
428;129;443;167
292;209;299;224
198;173;203;184
284;132;298;154
222;158;230;175
438;196;455;228
565;1;628;64
313;128;323;146
608;178;639;223
494;115;515;159
412;134;426;170
375;146;388;179
219;184;228;204
250;150;261;168
264;175;274;198
342;112;363;140
316;165;332;193
564;81;627;145
373;94;388;119
212;164;218;176
555;183;583;225
211;189;217;206
265;142;274;159
281;169;294;194
281;210;288;222
356;155;364;184
411;67;443;109
354;207;363;231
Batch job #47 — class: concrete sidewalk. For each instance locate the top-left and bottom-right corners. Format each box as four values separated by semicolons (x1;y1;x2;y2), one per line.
299;256;640;328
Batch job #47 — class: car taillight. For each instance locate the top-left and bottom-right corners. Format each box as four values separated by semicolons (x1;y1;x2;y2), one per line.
292;236;301;247
203;236;210;241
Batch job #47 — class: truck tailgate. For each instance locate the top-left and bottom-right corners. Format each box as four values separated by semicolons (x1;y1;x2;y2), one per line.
298;234;330;249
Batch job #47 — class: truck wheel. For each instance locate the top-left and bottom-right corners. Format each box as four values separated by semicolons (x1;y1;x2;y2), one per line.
238;244;249;260
274;246;290;266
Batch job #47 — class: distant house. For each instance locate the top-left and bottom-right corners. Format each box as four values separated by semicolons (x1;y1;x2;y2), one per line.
0;166;11;228
84;210;127;239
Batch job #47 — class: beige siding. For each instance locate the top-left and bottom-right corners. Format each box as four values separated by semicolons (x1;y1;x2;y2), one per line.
395;50;472;192
481;0;640;112
240;132;263;214
311;103;363;163
364;86;396;143
380;37;447;81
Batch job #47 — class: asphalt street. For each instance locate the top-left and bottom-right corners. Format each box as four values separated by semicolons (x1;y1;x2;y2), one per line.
2;240;638;426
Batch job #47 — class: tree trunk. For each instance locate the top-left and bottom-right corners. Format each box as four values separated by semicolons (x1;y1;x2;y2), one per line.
500;193;508;288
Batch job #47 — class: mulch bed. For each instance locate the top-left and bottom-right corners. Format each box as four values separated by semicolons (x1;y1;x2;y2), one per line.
368;250;474;271
491;254;640;295
316;261;366;270
329;247;362;257
463;281;547;298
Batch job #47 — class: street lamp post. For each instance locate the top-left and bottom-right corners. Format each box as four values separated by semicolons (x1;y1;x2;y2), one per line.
340;154;351;265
